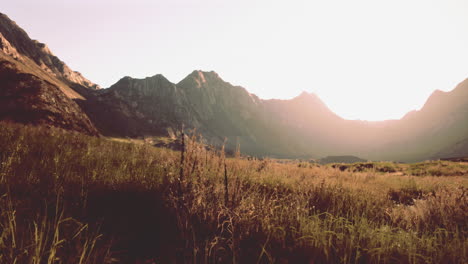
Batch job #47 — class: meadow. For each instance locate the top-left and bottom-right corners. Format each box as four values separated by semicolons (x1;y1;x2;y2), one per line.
0;122;466;263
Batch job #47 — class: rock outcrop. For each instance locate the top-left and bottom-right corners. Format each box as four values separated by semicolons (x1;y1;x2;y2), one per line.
0;13;99;136
0;13;99;89
0;59;98;135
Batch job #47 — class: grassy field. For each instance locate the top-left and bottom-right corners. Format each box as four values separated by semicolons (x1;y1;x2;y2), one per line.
0;122;466;263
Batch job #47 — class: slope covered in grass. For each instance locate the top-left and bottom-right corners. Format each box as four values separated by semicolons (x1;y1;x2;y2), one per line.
0;122;466;263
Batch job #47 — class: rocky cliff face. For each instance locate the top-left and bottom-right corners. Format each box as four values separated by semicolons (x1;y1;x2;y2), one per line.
0;13;99;90
76;74;191;137
0;13;99;136
0;58;98;135
78;70;296;155
178;71;306;156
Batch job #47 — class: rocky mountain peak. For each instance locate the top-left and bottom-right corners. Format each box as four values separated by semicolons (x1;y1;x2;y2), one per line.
178;70;223;89
190;70;220;79
421;89;448;110
452;78;468;96
107;73;180;101
292;91;326;107
112;76;133;87
0;12;99;90
147;73;172;84
112;74;173;89
296;91;318;99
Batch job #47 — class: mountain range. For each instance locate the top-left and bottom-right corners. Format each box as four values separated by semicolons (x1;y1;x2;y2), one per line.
1;12;467;162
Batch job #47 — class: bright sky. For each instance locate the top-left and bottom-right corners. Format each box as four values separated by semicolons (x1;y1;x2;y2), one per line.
2;0;468;120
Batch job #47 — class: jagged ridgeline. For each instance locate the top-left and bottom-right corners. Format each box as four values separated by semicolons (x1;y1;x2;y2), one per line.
0;13;99;135
1;12;468;162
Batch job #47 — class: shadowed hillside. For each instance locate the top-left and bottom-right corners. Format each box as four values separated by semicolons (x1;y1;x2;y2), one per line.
0;13;99;135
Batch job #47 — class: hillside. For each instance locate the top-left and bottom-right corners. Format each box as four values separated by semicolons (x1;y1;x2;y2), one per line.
0;13;99;135
81;72;468;162
0;13;99;90
0;57;98;135
76;70;303;156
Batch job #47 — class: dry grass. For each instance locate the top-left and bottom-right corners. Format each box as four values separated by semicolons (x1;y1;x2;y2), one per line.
0;122;466;263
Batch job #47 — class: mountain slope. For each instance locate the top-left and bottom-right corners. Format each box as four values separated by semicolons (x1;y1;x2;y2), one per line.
380;79;468;161
1;12;467;161
0;58;98;135
70;56;468;161
77;70;301;156
0;13;99;90
81;66;468;161
0;13;99;135
176;70;301;155
76;74;191;137
82;67;468;161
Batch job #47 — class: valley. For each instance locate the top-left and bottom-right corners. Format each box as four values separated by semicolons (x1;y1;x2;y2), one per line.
0;11;467;264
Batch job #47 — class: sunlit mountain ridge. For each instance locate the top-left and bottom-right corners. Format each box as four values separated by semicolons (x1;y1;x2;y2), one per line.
1;12;468;162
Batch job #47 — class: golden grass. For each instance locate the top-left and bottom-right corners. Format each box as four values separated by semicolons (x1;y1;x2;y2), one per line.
0;122;466;263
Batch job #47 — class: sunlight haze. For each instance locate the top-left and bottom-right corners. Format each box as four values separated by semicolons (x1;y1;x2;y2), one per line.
3;0;468;120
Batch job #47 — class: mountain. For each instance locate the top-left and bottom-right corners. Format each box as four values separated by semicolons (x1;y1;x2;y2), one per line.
270;78;468;162
75;74;191;137
0;13;99;135
1;12;467;162
387;79;468;161
78;66;468;161
76;70;301;156
0;13;99;90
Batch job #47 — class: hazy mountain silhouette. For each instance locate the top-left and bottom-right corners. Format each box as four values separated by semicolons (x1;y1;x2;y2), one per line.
1;12;467;162
75;68;468;162
77;70;300;156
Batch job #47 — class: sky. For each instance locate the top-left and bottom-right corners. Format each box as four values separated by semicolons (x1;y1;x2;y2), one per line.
2;0;468;121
